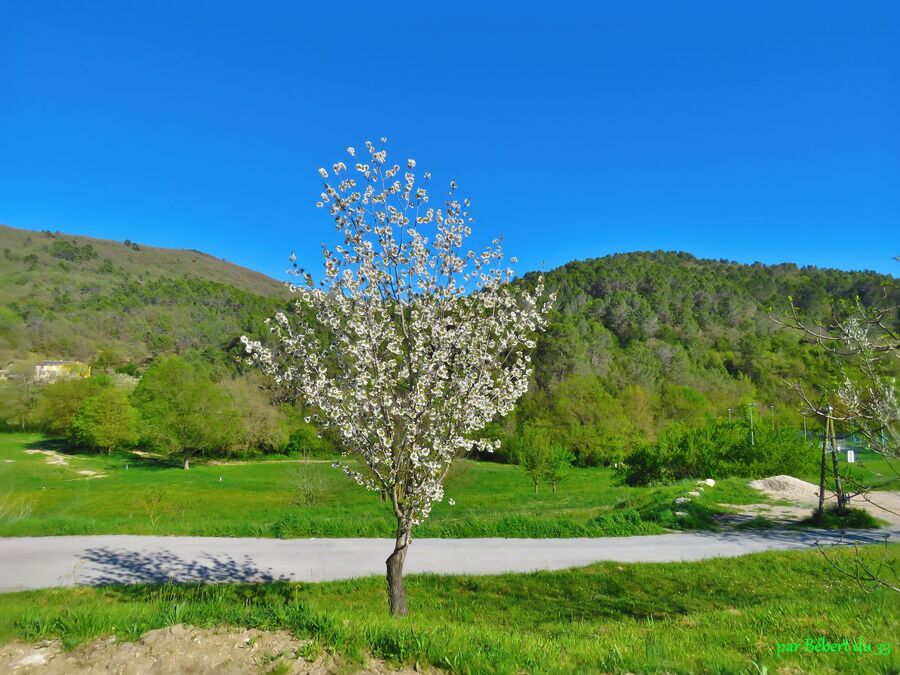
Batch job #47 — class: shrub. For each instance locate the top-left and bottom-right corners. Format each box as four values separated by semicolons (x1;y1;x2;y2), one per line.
801;505;882;529
623;417;819;486
49;239;97;262
284;422;337;458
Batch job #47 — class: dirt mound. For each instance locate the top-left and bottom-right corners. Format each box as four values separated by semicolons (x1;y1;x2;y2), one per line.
749;475;822;503
23;450;70;466
0;625;427;674
749;475;900;527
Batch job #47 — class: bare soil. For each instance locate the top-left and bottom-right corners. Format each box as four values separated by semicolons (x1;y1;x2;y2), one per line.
22;450;72;466
0;625;429;674
746;475;900;527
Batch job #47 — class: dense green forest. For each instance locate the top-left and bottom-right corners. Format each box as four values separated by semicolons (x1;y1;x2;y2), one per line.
1;226;895;466
495;252;897;464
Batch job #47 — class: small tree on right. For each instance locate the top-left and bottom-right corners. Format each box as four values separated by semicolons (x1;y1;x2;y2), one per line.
513;423;553;493
775;280;898;592
777;291;898;474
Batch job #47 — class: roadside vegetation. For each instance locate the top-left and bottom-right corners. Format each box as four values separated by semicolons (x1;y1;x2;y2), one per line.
0;546;896;673
801;505;883;529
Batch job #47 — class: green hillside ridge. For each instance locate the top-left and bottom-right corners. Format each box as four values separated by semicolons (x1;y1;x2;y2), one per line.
1;225;895;463
0;224;285;295
0;224;289;367
497;252;897;464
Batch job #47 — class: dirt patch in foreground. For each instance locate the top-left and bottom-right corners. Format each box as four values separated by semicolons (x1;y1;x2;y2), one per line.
0;625;429;674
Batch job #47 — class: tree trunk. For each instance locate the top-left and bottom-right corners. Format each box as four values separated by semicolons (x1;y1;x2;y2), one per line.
827;417;846;510
183;456;191;470
386;528;411;616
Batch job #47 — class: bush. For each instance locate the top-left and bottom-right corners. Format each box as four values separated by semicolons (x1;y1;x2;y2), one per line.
284;422;338;458
623;417;819;486
49;239;97;262
801;505;882;529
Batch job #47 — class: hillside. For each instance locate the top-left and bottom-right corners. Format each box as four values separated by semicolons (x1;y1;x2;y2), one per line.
527;251;895;396
498;252;898;463
1;226;895;458
0;224;288;367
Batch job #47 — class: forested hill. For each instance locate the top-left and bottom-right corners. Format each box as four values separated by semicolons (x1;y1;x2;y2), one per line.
0;224;288;367
1;224;894;457
504;252;897;464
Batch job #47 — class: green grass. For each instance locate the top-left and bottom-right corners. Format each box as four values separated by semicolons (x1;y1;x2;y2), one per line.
0;546;896;673
0;433;771;538
840;453;899;492
801;505;884;529
796;448;899;492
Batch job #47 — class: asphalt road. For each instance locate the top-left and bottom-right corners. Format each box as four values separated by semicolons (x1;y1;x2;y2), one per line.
1;528;895;592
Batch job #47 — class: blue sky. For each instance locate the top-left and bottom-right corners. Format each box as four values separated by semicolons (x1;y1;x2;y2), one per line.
2;1;897;280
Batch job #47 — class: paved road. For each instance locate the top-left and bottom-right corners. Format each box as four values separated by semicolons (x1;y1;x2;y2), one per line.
0;528;895;592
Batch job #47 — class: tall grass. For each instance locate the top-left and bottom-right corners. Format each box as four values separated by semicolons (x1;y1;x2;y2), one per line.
0;493;33;522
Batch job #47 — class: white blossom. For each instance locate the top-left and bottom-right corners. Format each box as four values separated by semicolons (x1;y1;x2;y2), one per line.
243;140;554;540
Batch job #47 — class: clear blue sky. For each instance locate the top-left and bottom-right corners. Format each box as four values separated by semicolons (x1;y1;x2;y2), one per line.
2;1;897;279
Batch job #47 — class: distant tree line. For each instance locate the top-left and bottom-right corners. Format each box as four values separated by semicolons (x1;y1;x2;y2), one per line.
1;249;896;478
481;252;898;468
0;355;336;468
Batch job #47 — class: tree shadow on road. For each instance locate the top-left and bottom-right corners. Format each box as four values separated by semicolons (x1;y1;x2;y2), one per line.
77;547;288;586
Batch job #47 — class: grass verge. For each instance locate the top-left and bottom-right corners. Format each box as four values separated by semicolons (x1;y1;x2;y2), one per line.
0;545;896;674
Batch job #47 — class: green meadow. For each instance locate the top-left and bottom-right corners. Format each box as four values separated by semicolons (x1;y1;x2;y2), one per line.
1;432;774;539
1;546;896;674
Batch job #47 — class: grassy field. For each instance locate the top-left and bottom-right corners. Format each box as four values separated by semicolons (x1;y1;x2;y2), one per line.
827;451;898;492
1;433;775;538
0;545;896;673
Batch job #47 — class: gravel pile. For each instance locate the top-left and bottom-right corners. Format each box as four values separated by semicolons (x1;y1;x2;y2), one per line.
749;475;823;503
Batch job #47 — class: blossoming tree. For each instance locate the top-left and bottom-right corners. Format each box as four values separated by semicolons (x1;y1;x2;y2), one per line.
242;139;553;615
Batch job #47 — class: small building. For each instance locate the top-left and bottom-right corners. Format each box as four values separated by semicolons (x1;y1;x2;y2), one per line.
34;360;91;383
